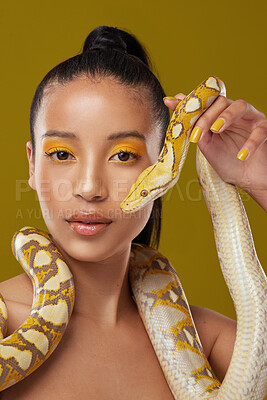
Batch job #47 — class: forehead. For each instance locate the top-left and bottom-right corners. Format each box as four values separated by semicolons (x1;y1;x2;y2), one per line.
35;77;155;141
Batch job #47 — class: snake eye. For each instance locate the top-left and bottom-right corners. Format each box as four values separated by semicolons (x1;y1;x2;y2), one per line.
140;189;148;197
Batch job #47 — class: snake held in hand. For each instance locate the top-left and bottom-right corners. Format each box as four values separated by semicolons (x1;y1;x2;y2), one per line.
0;76;266;399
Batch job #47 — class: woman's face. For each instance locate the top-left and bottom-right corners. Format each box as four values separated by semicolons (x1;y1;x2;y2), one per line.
27;76;162;262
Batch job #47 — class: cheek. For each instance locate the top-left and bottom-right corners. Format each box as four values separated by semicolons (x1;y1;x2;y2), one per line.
34;156;76;203
118;201;154;240
33;166;69;224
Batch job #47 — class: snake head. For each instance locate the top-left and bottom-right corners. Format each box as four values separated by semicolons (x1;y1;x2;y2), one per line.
120;143;175;213
120;164;162;213
120;75;227;214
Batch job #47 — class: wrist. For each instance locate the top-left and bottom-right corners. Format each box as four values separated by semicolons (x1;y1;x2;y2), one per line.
245;188;267;213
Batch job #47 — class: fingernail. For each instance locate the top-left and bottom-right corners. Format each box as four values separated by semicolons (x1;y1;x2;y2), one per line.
237;149;249;161
211;118;224;132
190;127;202;143
163;96;179;101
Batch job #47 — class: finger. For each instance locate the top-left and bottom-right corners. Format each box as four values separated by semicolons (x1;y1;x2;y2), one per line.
210;99;264;134
163;93;186;111
237;119;267;161
175;93;186;101
190;95;232;143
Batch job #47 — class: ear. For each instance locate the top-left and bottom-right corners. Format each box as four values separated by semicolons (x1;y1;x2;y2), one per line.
26;141;36;190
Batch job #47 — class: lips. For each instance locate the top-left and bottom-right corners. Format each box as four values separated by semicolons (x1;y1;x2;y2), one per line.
66;211;112;236
66;211;112;224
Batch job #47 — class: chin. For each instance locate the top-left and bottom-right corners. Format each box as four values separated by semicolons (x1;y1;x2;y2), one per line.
47;221;132;264
61;240;131;264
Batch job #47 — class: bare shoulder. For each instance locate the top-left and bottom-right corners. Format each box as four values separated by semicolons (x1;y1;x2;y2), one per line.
0;273;33;335
0;273;33;304
190;304;237;382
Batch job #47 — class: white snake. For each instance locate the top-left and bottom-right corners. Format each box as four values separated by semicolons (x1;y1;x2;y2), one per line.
0;76;266;399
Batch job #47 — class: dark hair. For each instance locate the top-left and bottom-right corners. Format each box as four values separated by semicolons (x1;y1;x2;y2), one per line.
29;25;170;249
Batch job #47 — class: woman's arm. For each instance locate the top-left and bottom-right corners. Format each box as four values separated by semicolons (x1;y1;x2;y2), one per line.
244;188;267;212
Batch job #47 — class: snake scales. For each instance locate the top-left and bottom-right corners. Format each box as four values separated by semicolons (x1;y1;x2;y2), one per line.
0;76;266;399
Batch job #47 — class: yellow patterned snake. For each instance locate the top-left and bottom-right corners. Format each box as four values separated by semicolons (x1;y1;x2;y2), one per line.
0;227;75;391
0;76;266;399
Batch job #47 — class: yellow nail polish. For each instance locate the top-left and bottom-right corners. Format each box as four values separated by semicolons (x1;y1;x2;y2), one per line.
163;96;179;101
237;149;249;161
190;127;202;143
211;118;224;132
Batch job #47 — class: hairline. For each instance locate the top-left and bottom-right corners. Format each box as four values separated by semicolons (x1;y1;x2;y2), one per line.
31;73;162;158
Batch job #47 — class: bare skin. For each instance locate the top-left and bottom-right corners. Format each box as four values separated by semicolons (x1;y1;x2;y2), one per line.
0;273;236;400
1;75;266;398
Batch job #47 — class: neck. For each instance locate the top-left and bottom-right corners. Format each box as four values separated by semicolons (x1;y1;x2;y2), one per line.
54;241;136;328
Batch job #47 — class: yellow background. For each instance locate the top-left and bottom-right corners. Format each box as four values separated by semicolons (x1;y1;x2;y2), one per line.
1;0;266;320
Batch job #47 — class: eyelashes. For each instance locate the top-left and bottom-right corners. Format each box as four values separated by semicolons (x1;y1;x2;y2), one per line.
44;147;75;162
43;148;141;163
111;149;141;162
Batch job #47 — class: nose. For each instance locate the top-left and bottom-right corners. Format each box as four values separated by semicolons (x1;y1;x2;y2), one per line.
73;162;109;202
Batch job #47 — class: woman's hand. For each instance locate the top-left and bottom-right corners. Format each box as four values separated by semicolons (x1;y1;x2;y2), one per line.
163;94;267;212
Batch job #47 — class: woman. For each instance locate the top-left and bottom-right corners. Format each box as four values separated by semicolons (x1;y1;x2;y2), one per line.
0;25;266;399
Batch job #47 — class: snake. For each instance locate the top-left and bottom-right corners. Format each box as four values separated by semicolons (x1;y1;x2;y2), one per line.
0;76;266;399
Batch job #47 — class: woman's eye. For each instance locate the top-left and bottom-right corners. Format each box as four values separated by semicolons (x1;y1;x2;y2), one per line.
45;150;75;161
111;151;139;162
44;149;139;163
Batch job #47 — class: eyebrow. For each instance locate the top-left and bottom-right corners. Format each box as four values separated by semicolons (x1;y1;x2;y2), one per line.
41;130;146;142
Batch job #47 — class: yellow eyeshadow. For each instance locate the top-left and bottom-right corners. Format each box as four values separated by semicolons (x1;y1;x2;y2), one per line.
110;143;146;156
42;138;146;160
42;140;76;156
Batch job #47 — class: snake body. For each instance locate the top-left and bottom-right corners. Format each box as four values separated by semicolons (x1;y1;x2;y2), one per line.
0;227;75;391
121;76;267;399
0;76;266;398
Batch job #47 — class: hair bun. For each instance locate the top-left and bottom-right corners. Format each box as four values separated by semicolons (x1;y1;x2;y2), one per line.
82;25;151;67
83;26;127;54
